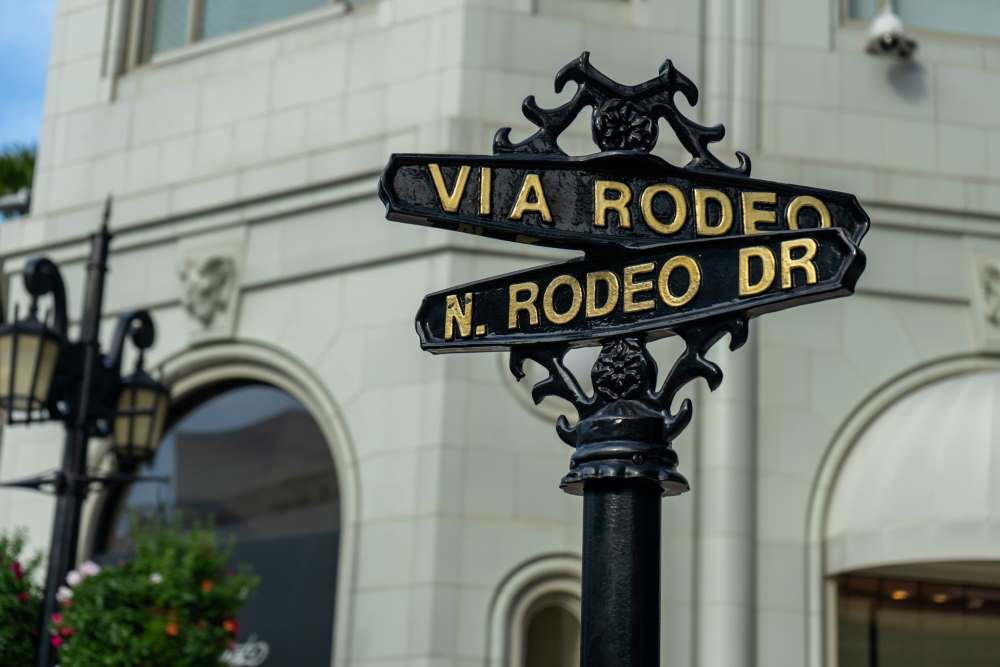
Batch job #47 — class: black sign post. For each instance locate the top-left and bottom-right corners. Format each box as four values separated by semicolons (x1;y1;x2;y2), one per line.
380;53;868;667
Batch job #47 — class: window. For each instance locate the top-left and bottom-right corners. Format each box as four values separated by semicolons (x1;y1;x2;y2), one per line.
847;0;1000;40
140;0;350;60
837;573;1000;666
96;383;340;666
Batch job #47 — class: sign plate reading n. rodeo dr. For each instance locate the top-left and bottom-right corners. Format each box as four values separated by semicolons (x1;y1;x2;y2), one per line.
379;53;869;354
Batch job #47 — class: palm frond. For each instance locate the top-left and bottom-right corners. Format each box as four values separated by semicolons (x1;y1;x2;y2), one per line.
0;144;36;197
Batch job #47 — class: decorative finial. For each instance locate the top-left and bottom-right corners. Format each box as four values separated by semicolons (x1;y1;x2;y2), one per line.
101;195;113;234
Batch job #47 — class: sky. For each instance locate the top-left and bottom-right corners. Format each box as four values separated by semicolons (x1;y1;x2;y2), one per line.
0;0;57;148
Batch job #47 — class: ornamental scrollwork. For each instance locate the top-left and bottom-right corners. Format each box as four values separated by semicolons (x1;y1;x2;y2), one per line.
493;51;750;176
509;316;749;449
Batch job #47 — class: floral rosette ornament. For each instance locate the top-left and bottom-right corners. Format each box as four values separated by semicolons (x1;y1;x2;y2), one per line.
54;519;258;667
0;530;42;667
592;98;658;152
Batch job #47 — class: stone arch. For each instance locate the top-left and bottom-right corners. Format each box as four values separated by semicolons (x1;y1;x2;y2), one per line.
486;553;582;667
85;339;360;667
804;353;1000;667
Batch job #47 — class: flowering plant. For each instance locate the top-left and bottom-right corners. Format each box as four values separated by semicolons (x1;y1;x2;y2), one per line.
55;518;257;667
0;529;42;666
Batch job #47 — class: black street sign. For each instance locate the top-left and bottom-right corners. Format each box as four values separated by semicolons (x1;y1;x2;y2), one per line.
380;152;869;252
379;52;872;667
379;55;868;355
416;228;863;352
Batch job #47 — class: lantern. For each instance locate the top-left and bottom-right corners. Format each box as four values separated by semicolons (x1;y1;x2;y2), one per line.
0;307;63;420
111;364;169;463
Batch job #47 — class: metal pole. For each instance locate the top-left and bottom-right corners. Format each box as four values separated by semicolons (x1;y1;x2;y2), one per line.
36;219;112;667
580;480;662;667
513;329;743;667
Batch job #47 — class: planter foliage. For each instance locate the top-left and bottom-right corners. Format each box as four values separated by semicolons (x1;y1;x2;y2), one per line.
0;529;42;666
55;519;257;667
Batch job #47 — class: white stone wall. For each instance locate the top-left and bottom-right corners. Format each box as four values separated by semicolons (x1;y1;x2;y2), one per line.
3;1;1000;666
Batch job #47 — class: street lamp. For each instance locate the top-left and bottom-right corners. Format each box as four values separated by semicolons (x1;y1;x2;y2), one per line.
109;314;170;464
0;200;170;667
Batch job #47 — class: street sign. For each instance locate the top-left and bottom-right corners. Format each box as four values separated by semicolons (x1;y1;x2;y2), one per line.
380;153;869;252
379;54;868;354
417;228;862;352
379;52;871;667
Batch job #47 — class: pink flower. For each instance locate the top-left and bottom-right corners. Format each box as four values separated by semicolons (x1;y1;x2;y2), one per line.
50;635;62;648
56;586;73;603
66;570;82;587
17;591;29;603
51;613;62;625
10;561;23;580
79;561;101;577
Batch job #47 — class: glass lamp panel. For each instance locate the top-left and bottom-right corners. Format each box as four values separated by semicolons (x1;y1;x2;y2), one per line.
114;387;159;455
150;391;169;448
0;331;59;411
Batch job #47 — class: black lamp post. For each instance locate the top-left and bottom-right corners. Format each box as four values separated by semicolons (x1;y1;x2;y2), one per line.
0;201;170;667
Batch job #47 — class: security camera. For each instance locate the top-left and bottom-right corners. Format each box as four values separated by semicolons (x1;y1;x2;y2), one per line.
866;2;917;58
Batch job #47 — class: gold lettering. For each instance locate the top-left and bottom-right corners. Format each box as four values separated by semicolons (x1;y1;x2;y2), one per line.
594;180;632;229
741;191;777;235
508;282;540;329
445;292;474;340
586;271;620;318
479;167;492;216
510;174;552;222
695;189;733;236
428;164;471;213
543;275;583;325
657;256;701;307
739;247;776;296
780;238;818;288
640;184;687;236
786;195;832;230
623;262;656;313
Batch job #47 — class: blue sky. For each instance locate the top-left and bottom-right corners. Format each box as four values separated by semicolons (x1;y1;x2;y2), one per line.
0;0;57;147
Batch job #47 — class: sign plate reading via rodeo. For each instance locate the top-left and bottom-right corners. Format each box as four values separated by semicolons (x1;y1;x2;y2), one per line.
379;53;868;353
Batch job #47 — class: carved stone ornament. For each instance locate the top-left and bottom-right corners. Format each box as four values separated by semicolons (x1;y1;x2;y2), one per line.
981;261;1000;330
179;254;236;329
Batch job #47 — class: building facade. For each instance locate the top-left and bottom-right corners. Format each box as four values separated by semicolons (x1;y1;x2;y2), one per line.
3;0;1000;665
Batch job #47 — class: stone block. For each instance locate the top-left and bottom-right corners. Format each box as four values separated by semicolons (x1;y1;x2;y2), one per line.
937;65;1000;127
55;56;103;114
199;67;271;129
238;156;309;198
839;55;934;121
350;588;412;658
356;518;418;589
937;123;988;178
168;173;238;213
62;3;106;62
359;448;421;520
160;134;197;183
193;125;236;177
272;42;349;110
132;85;200;145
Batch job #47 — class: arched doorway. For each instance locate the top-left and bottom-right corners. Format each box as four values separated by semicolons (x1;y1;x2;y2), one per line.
95;381;341;666
522;593;580;667
824;370;1000;666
